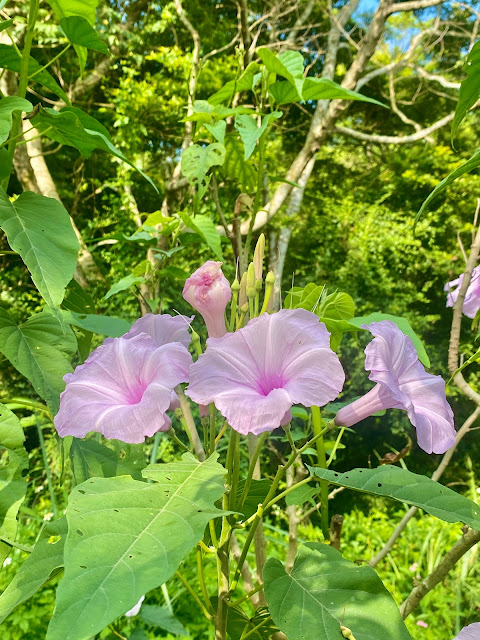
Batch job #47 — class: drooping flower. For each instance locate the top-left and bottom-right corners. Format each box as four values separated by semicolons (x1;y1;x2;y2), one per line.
335;321;456;454
54;334;192;443
183;261;232;338
453;623;480;640
186;308;345;435
125;313;193;348
445;265;480;319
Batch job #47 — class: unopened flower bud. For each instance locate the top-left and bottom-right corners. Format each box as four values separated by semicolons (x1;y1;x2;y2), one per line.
183;261;232;338
239;272;247;307
253;233;265;281
246;262;256;299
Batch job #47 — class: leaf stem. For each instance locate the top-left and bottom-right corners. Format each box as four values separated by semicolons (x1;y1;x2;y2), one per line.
28;43;71;79
237;432;267;511
312;406;329;539
36;418;58;519
176;385;206;461
176;570;213;621
197;546;215;614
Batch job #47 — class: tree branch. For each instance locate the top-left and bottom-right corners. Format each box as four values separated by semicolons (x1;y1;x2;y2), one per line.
388;0;446;14
335;112;454;143
400;527;480;618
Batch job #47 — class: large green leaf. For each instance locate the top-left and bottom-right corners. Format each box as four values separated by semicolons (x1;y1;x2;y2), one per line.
60;310;130;337
0;44;69;103
31;107;156;190
59;16;109;54
0;517;67;624
234;111;282;160
416;146;480;222
0;404;28;565
308;465;480;530
46;454;226;640
62;279;95;361
180;142;225;201
264;543;411;640
0;97;32;145
269;80;302;104
178;211;223;260
0;308;76;413
0;148;12;180
302;77;386;107
452;40;480;140
349;312;430;367
257;48;304;85
139;605;188;636
69;438;145;484
0;189;79;307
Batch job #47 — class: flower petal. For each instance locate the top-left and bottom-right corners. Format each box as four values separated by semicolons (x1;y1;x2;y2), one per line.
453;623;480;640
215;387;293;435
126;313;193;348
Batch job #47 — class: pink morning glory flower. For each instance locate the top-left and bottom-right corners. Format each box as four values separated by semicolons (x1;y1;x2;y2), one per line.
186;308;345;435
335;321;456;454
183;261;232;338
54;334;192;443
445;265;480;319
454;623;480;640
125;313;193;348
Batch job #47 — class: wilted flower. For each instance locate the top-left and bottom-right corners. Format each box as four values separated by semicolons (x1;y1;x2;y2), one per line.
186;308;345;435
335;321;456;454
125;595;145;617
445;265;480;319
183;261;232;338
54;334;192;443
454;623;480;639
125;313;193;348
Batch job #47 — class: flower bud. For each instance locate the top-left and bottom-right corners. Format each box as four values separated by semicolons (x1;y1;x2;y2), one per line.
253;233;265;281
239;272;248;307
246;262;256;299
183;261;232;338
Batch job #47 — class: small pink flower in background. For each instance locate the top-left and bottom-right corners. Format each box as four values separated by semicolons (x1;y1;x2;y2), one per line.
126;313;193;348
335;321;456;454
409;562;418;572
183;261;232;338
54;334;192;443
445;265;480;319
186;309;345;435
125;595;145;617
416;621;428;629
454;623;480;639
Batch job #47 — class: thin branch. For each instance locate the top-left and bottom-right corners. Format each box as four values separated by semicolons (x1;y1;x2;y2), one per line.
335;112;454;144
388;0;446;14
400;527;480;618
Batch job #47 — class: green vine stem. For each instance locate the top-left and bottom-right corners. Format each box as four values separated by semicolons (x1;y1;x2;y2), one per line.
312;405;330;539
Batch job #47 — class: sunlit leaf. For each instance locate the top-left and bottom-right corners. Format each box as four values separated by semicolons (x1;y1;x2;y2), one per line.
178;211;223;260
0;404;28;565
308;465;480;530
46;454;226;640
59;16;109;55
0;517;67;624
103;274;146;300
452;40;480;140
60;310;131;337
302;77;386;107
0;97;32;145
264;543;411;640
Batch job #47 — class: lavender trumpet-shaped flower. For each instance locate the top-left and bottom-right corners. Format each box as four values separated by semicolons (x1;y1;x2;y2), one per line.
335;321;456;454
445;265;480;319
54;333;192;443
186;308;345;435
182;261;232;338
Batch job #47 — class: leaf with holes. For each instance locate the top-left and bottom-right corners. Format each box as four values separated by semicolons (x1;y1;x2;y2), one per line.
0;404;28;565
0;517;67;624
452;40;480;140
180;143;225;200
0;97;32;145
264;543;411;640
46;454;226;640
0;45;69;103
0;188;79;307
0;308;76;413
307;465;480;529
